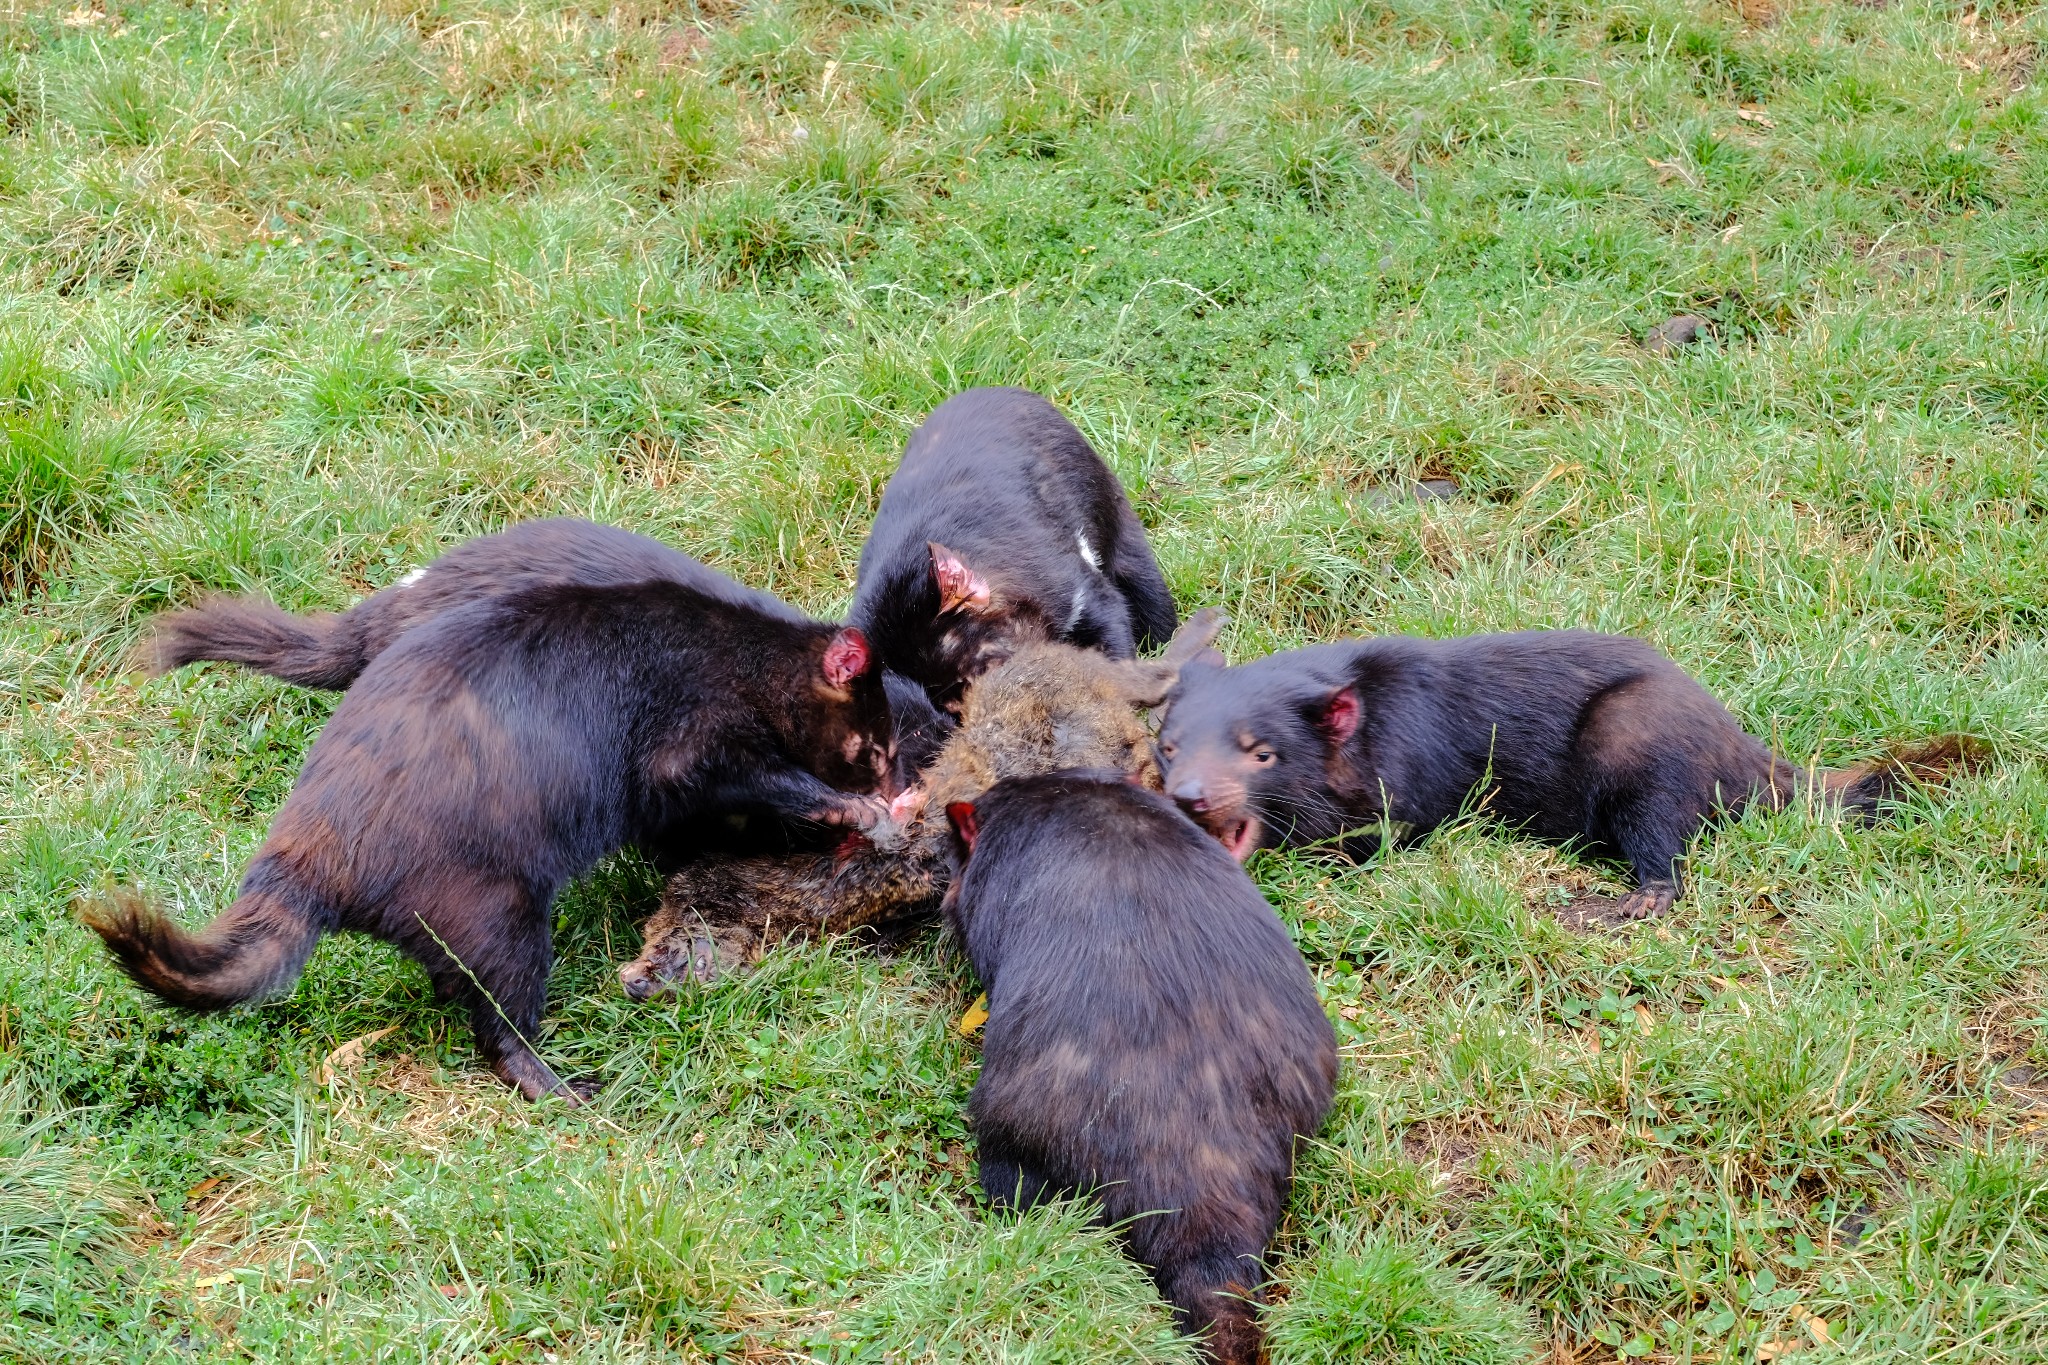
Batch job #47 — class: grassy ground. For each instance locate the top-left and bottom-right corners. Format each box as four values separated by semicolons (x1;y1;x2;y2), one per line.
3;0;2047;1359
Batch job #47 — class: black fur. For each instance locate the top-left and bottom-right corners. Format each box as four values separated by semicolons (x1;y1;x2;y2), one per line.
849;387;1178;710
882;668;954;789
85;582;895;1101
942;772;1336;1364
1159;629;1969;919
143;518;805;689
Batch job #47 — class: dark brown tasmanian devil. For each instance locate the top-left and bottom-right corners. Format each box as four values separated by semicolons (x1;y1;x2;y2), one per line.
1157;629;1978;919
87;581;895;1101
940;771;1336;1365
847;386;1179;714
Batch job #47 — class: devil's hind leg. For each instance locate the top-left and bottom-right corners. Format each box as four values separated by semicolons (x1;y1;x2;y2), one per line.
398;872;581;1102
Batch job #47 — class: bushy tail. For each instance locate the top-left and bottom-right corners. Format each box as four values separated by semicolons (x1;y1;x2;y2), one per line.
1822;735;1987;822
1159;1253;1264;1365
78;889;323;1011
138;596;366;690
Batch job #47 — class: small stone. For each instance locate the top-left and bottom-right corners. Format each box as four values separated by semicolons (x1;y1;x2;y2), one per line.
1642;314;1709;354
1362;478;1461;509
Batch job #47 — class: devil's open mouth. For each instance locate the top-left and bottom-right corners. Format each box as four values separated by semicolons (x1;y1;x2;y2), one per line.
1218;815;1261;862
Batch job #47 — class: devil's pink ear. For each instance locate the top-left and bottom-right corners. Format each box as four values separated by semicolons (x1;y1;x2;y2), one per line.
1319;686;1361;745
929;542;992;614
946;800;980;850
823;628;873;688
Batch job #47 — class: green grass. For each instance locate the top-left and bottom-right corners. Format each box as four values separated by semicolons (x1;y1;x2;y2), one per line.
2;0;2046;1358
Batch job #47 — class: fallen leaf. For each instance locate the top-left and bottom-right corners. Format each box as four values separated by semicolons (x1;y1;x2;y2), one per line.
437;1284;463;1298
956;993;990;1037
1647;156;1697;186
1796;1307;1834;1345
1737;106;1777;127
1757;1339;1802;1361
320;1026;399;1086
185;1176;224;1203
193;1272;236;1291
1635;1003;1656;1034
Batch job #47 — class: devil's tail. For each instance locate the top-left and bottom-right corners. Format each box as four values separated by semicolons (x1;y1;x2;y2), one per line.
1820;735;1987;822
140;596;367;690
80;887;325;1010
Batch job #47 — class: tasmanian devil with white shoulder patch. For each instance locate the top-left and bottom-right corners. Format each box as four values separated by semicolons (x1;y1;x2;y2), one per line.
942;771;1337;1365
1158;629;1979;918
142;517;950;794
848;387;1179;713
84;581;896;1101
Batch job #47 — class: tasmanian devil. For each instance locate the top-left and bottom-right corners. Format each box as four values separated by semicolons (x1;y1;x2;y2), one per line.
1157;629;1978;919
84;581;896;1102
140;516;948;799
941;771;1337;1365
617;608;1229;999
848;386;1179;713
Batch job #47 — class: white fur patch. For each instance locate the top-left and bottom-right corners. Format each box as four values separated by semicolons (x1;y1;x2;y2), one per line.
394;567;427;588
1067;584;1088;630
1076;534;1102;571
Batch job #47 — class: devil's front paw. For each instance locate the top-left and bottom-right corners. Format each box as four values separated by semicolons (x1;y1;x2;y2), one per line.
1613;884;1678;921
813;794;890;830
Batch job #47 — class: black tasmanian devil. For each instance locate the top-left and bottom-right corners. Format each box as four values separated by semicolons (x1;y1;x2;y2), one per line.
85;582;897;1101
942;772;1337;1365
849;386;1179;712
1157;629;1977;919
141;516;949;799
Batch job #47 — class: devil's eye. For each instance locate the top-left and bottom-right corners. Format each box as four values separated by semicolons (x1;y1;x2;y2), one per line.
1253;749;1276;764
